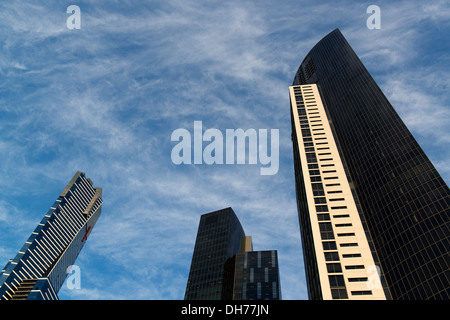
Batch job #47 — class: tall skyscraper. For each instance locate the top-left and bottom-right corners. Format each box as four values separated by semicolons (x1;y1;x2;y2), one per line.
184;208;281;300
0;171;103;300
290;29;449;300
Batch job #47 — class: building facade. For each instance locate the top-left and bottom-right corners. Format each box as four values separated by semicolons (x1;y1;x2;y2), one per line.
224;246;281;300
184;207;245;300
0;171;103;300
291;28;449;300
184;208;281;300
290;84;388;300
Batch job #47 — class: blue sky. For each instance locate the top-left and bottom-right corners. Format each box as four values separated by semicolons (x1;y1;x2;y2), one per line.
0;0;449;300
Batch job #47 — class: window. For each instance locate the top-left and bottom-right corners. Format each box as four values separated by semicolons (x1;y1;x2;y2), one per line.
320;226;335;240
340;243;358;247
336;223;352;227
328;190;343;194
316;205;329;212
317;214;331;221
326;263;342;273
312;183;324;190
321;232;335;240
314;197;327;204
323;242;337;251
309;170;320;176
272;282;278;299
312;183;324;196
306;153;317;163
324;251;340;261
331;289;348;299
319;222;333;232
351;290;372;296
331;206;348;210
314;190;325;196
329;275;345;288
348;277;368;282
301;128;311;136
343;254;362;258
345;265;365;270
329;198;345;201
333;214;350;218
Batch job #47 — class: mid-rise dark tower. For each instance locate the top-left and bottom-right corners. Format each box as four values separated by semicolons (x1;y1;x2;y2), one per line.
185;208;281;300
291;28;449;300
184;207;245;300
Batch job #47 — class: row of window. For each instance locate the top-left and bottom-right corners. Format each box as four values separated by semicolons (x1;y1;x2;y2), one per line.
294;85;374;299
295;87;349;299
4;176;100;298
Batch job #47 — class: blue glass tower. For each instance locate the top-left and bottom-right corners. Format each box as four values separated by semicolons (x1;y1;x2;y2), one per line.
0;171;102;300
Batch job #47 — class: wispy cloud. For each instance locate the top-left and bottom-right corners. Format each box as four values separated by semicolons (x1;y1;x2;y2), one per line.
0;0;448;301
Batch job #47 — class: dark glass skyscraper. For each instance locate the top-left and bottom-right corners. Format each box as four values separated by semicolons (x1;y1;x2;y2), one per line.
0;171;102;300
185;208;281;300
291;28;449;300
185;207;245;300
